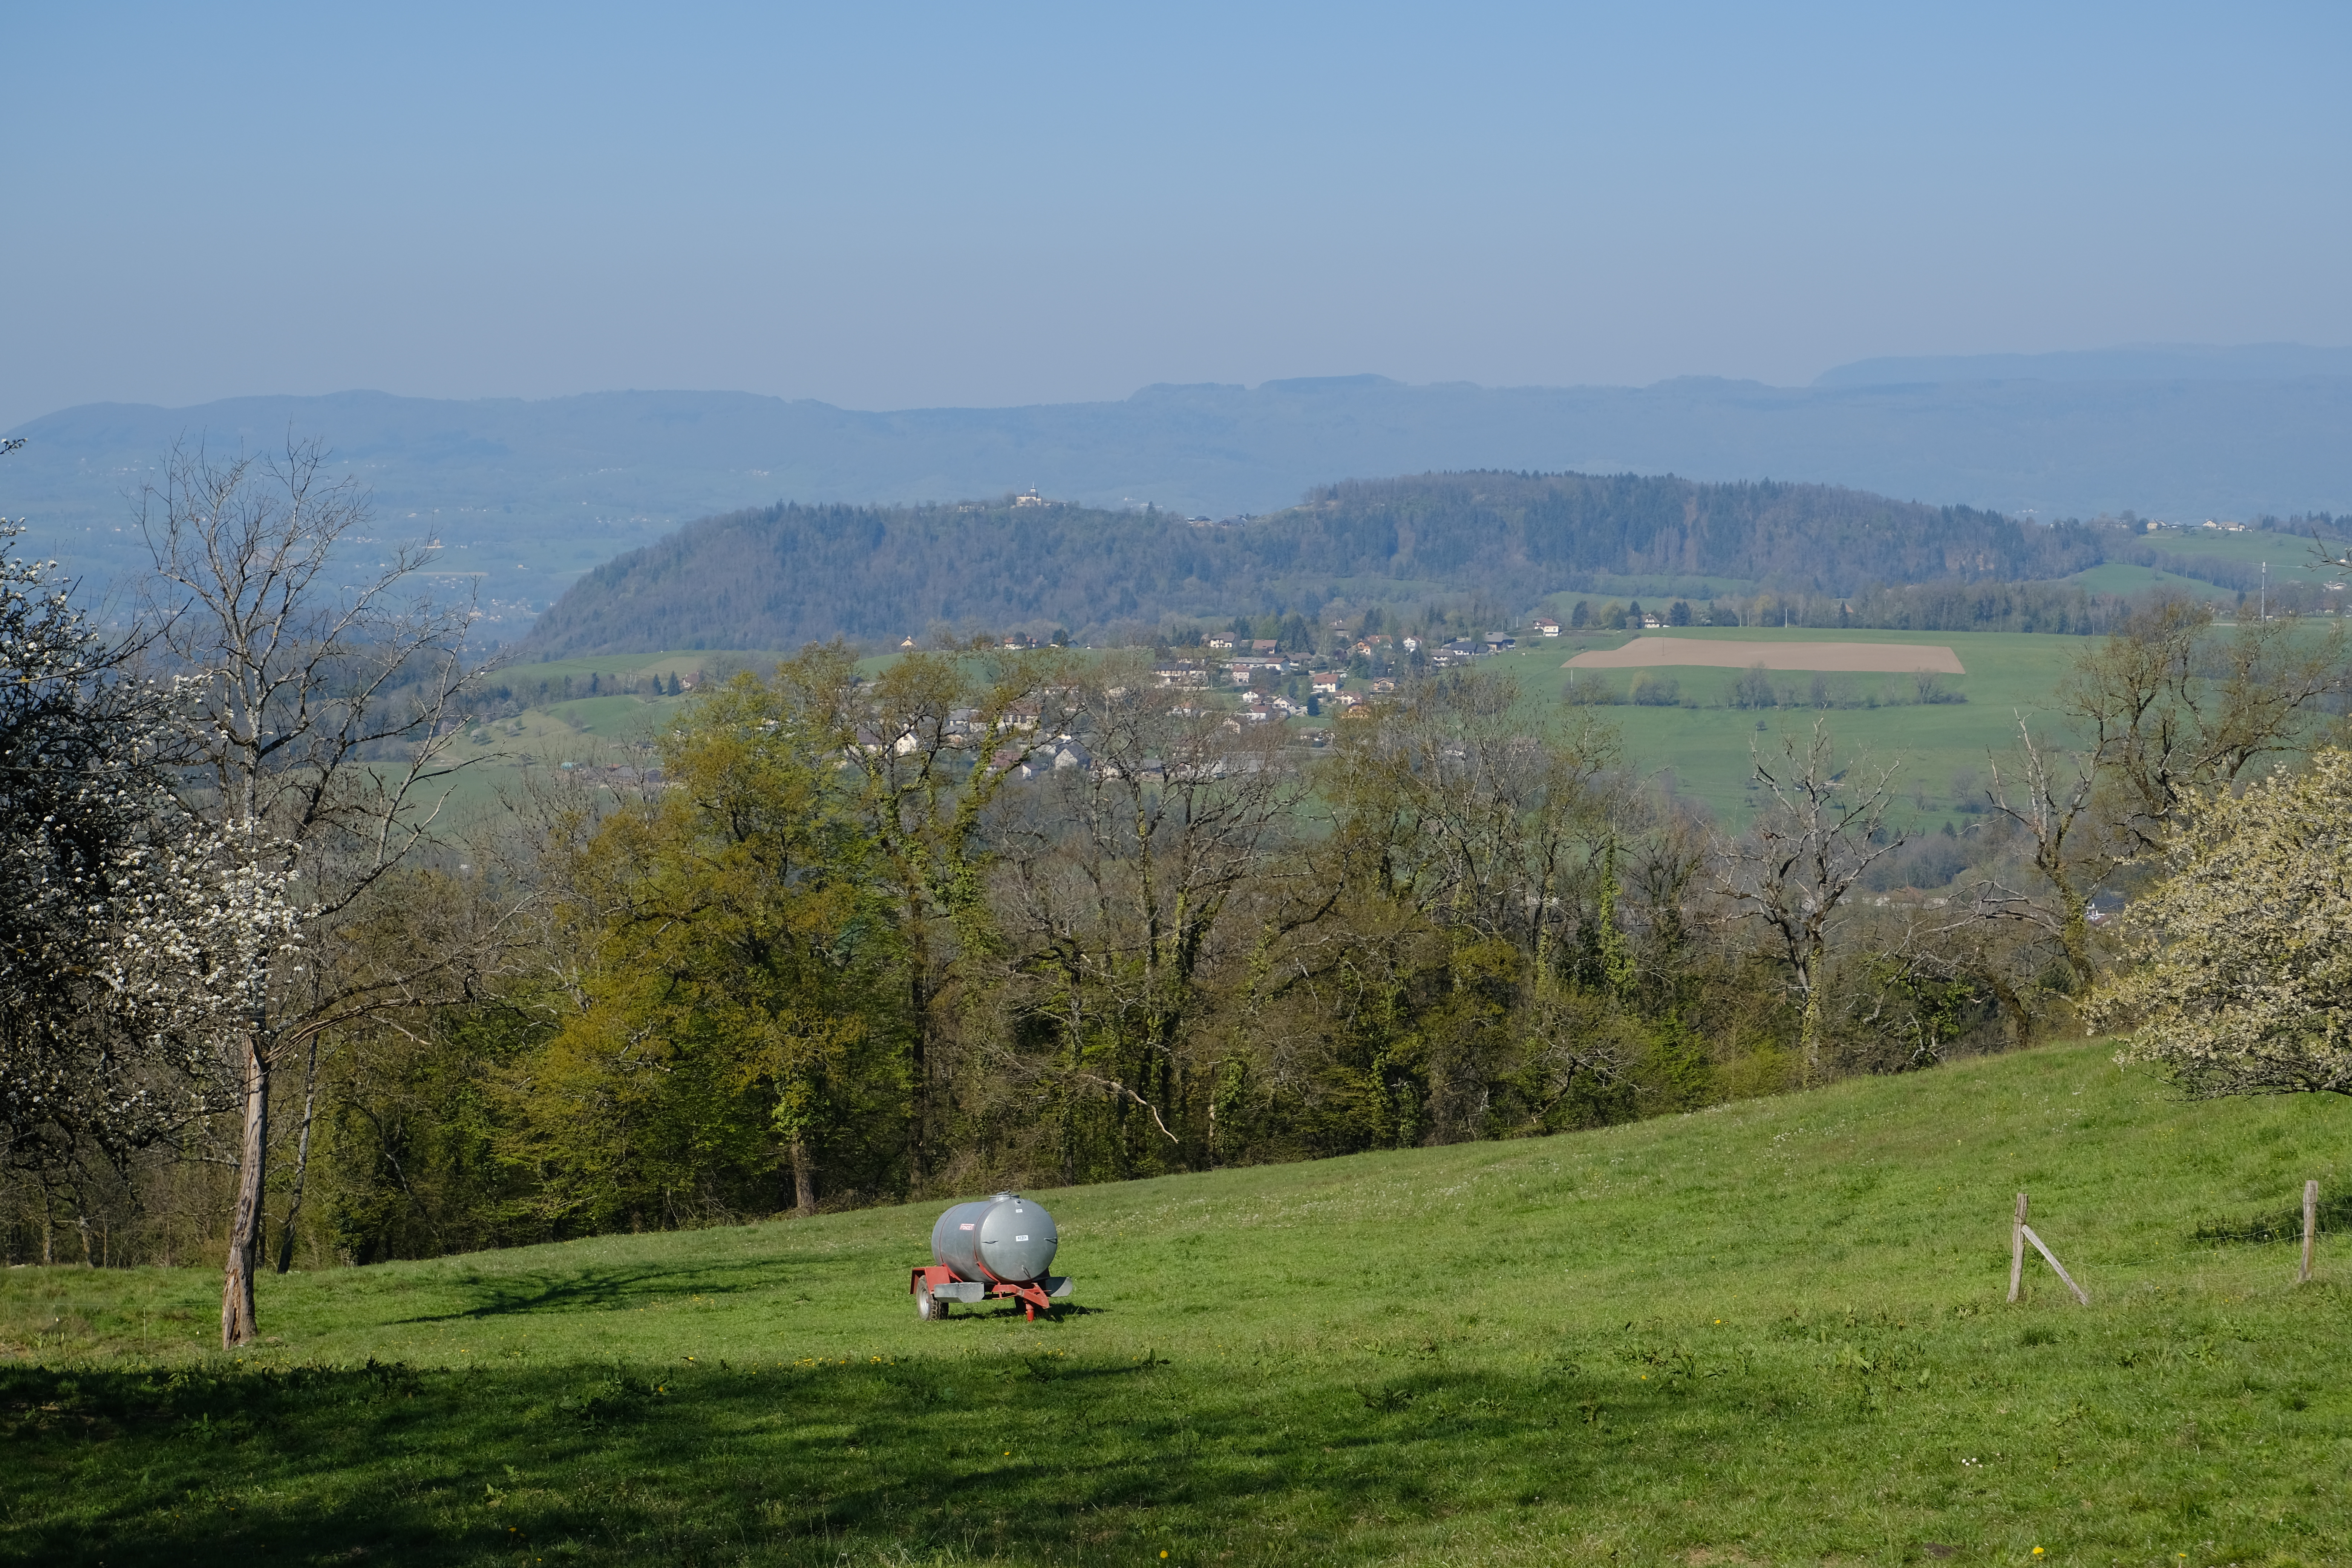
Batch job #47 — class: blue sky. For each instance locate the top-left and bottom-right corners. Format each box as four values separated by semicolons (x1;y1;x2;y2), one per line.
3;1;2346;427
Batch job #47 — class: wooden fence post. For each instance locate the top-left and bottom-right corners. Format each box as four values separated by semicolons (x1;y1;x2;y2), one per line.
2300;1179;2319;1285
2006;1190;2090;1305
2020;1223;2090;1305
2009;1191;2028;1303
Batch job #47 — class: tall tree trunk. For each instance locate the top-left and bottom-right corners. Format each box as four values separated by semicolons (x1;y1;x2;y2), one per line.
789;1141;816;1217
274;1035;321;1274
1798;939;1827;1089
1988;975;2031;1052
221;1033;269;1347
906;962;930;1189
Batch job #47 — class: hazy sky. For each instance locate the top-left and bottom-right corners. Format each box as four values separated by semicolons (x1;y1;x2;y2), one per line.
5;2;2347;428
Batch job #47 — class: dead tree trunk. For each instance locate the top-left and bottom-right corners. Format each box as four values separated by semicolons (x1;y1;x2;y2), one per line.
274;1034;321;1274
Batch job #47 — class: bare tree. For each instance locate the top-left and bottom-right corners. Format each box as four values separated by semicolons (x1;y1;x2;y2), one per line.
1715;720;1904;1085
993;657;1305;1174
139;438;496;1345
2060;599;2348;861
1970;715;2110;992
1966;603;2350;1003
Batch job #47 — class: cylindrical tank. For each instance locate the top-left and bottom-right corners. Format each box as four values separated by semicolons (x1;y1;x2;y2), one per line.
929;1191;1059;1284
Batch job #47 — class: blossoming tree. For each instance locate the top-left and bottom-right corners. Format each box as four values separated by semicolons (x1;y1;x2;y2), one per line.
2087;747;2352;1097
1;442;296;1219
138;439;497;1346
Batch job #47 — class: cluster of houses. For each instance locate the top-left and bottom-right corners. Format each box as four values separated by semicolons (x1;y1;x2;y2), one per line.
1426;633;1517;665
872;609;1595;764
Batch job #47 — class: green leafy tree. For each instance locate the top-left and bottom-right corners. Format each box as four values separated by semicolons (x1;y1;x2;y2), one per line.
784;645;1078;1188
517;670;887;1221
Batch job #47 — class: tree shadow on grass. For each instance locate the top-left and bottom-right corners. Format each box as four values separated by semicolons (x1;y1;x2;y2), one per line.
2;1347;2227;1567
0;1355;1678;1567
387;1258;793;1323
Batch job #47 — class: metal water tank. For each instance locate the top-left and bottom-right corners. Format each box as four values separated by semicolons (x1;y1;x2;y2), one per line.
930;1191;1059;1283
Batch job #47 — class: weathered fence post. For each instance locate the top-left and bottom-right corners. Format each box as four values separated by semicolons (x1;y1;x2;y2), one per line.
2006;1190;2090;1305
2300;1179;2319;1284
2009;1191;2028;1303
2021;1223;2090;1305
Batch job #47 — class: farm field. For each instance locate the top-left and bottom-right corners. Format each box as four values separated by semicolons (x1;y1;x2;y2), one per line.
6;1040;2351;1565
420;651;782;825
1484;627;2091;830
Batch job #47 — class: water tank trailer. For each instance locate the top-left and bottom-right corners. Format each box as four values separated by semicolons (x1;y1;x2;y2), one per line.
910;1192;1073;1321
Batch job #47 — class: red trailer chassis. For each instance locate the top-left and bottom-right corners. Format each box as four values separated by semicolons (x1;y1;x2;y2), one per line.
909;1264;1071;1321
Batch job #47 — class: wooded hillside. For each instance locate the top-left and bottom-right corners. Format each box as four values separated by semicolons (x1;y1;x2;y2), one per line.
522;470;2104;655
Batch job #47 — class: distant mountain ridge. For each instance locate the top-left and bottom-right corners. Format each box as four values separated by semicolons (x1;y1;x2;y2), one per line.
1814;343;2352;387
6;362;2348;626
520;470;2102;656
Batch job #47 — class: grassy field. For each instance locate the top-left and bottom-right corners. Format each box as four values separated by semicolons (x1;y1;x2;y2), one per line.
7;1039;2351;1565
2061;530;2343;607
1483;627;2087;830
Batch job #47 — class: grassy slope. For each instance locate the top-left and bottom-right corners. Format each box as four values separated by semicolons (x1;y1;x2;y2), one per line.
2060;564;2234;604
6;1041;2351;1565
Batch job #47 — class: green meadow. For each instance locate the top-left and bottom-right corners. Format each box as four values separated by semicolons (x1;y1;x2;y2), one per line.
1487;627;2089;829
6;1039;2350;1566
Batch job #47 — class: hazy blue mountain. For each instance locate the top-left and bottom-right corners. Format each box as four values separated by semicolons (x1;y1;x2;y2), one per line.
1815;343;2352;386
7;365;2348;627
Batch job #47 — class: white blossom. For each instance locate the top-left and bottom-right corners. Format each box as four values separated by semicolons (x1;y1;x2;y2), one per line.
2087;746;2352;1097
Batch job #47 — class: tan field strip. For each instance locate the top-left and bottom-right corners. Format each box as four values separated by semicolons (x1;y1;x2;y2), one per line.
1564;637;1966;673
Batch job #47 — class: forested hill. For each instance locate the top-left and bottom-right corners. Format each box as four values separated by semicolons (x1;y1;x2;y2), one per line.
521;470;2102;655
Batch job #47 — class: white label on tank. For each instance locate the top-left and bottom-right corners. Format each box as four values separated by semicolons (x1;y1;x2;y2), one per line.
959;1223;975;1230
1015;1234;1029;1242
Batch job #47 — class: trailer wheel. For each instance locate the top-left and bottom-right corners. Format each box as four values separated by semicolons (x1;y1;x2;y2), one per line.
917;1287;948;1321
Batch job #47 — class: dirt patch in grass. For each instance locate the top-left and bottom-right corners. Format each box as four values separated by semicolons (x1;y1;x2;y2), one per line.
1565;637;1967;673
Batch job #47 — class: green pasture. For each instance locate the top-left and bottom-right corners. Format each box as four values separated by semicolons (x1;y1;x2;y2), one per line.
2134;528;2335;576
2059;564;2234;604
423;653;783;827
8;1040;2351;1564
1486;627;2089;829
2065;529;2345;606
